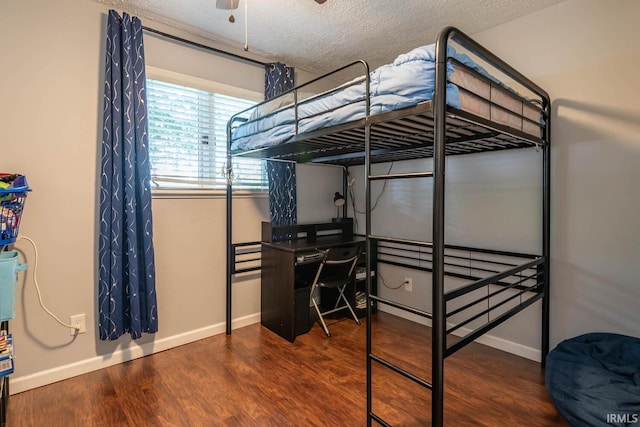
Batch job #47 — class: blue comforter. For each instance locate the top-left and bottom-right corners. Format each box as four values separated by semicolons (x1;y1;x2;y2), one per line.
231;44;490;151
545;333;640;427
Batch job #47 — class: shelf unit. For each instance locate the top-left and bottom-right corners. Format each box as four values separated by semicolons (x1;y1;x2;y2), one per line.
0;321;7;427
353;243;377;319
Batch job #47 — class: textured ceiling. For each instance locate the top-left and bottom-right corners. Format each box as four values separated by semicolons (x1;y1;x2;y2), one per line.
94;0;565;73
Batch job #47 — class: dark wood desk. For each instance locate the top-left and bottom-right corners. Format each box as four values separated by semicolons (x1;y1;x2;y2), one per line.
260;221;364;343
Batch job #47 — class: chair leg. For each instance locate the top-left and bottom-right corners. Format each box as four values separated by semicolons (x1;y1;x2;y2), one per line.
337;286;361;326
311;294;331;337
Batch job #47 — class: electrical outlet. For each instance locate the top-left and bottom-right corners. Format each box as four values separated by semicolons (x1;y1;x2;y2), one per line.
404;277;413;292
70;314;86;336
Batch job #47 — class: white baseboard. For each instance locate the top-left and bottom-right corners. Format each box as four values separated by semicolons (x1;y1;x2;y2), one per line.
378;305;541;362
10;312;261;395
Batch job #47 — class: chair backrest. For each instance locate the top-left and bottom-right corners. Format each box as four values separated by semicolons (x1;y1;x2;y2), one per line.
316;245;361;285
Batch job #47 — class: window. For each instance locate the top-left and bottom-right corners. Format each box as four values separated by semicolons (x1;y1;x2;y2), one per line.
146;72;266;191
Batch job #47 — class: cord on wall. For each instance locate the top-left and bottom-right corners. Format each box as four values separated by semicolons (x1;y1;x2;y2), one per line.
378;271;406;290
17;236;81;331
349;161;394;214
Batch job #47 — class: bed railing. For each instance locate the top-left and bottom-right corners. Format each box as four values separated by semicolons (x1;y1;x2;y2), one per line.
373;237;545;356
231;241;262;274
227;60;371;145
436;26;550;125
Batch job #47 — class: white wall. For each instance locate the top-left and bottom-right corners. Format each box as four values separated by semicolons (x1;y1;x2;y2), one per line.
475;0;640;351
349;0;640;359
0;0;341;393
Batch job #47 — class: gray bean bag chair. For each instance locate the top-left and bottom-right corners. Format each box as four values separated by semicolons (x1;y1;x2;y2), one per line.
545;333;640;426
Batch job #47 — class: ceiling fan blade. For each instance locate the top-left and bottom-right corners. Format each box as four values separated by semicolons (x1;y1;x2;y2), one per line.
216;0;239;10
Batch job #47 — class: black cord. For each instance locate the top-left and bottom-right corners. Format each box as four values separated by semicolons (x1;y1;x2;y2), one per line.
377;270;405;290
351;192;359;233
351;162;394;215
349;184;359;233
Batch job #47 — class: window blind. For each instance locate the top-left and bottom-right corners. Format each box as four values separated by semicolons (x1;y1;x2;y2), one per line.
147;78;266;190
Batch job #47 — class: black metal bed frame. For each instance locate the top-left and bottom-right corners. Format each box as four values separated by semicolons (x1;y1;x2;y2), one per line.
225;26;550;426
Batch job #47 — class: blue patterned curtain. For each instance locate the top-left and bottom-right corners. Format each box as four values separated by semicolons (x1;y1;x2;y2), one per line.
265;63;297;230
267;161;297;234
98;10;158;340
265;62;295;100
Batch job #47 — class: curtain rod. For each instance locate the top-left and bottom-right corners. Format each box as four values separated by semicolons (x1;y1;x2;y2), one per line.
142;25;267;67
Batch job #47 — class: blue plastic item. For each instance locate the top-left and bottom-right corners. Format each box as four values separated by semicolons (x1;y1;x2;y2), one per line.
0;174;30;246
0;251;26;321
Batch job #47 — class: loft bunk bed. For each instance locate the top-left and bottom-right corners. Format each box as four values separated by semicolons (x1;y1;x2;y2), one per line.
225;26;550;426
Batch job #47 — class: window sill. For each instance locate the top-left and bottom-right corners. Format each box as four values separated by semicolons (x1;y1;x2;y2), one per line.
152;189;268;199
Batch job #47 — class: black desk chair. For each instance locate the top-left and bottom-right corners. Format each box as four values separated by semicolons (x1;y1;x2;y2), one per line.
309;245;361;337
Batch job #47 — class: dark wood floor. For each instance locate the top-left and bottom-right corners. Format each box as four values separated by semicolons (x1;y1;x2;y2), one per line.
8;312;567;426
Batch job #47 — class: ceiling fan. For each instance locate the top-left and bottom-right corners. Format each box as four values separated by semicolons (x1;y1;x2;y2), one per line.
214;0;327;48
214;0;325;50
216;0;327;10
216;0;327;23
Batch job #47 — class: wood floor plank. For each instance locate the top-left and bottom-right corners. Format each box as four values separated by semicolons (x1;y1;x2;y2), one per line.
7;313;567;426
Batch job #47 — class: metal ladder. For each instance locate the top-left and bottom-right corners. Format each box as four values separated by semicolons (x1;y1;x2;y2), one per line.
363;117;447;425
364;36;450;423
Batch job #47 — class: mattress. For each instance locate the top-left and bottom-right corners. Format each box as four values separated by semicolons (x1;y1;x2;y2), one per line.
451;65;541;137
231;44;542;152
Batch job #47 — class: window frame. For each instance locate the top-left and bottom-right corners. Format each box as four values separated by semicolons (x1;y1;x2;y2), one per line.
146;66;266;198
